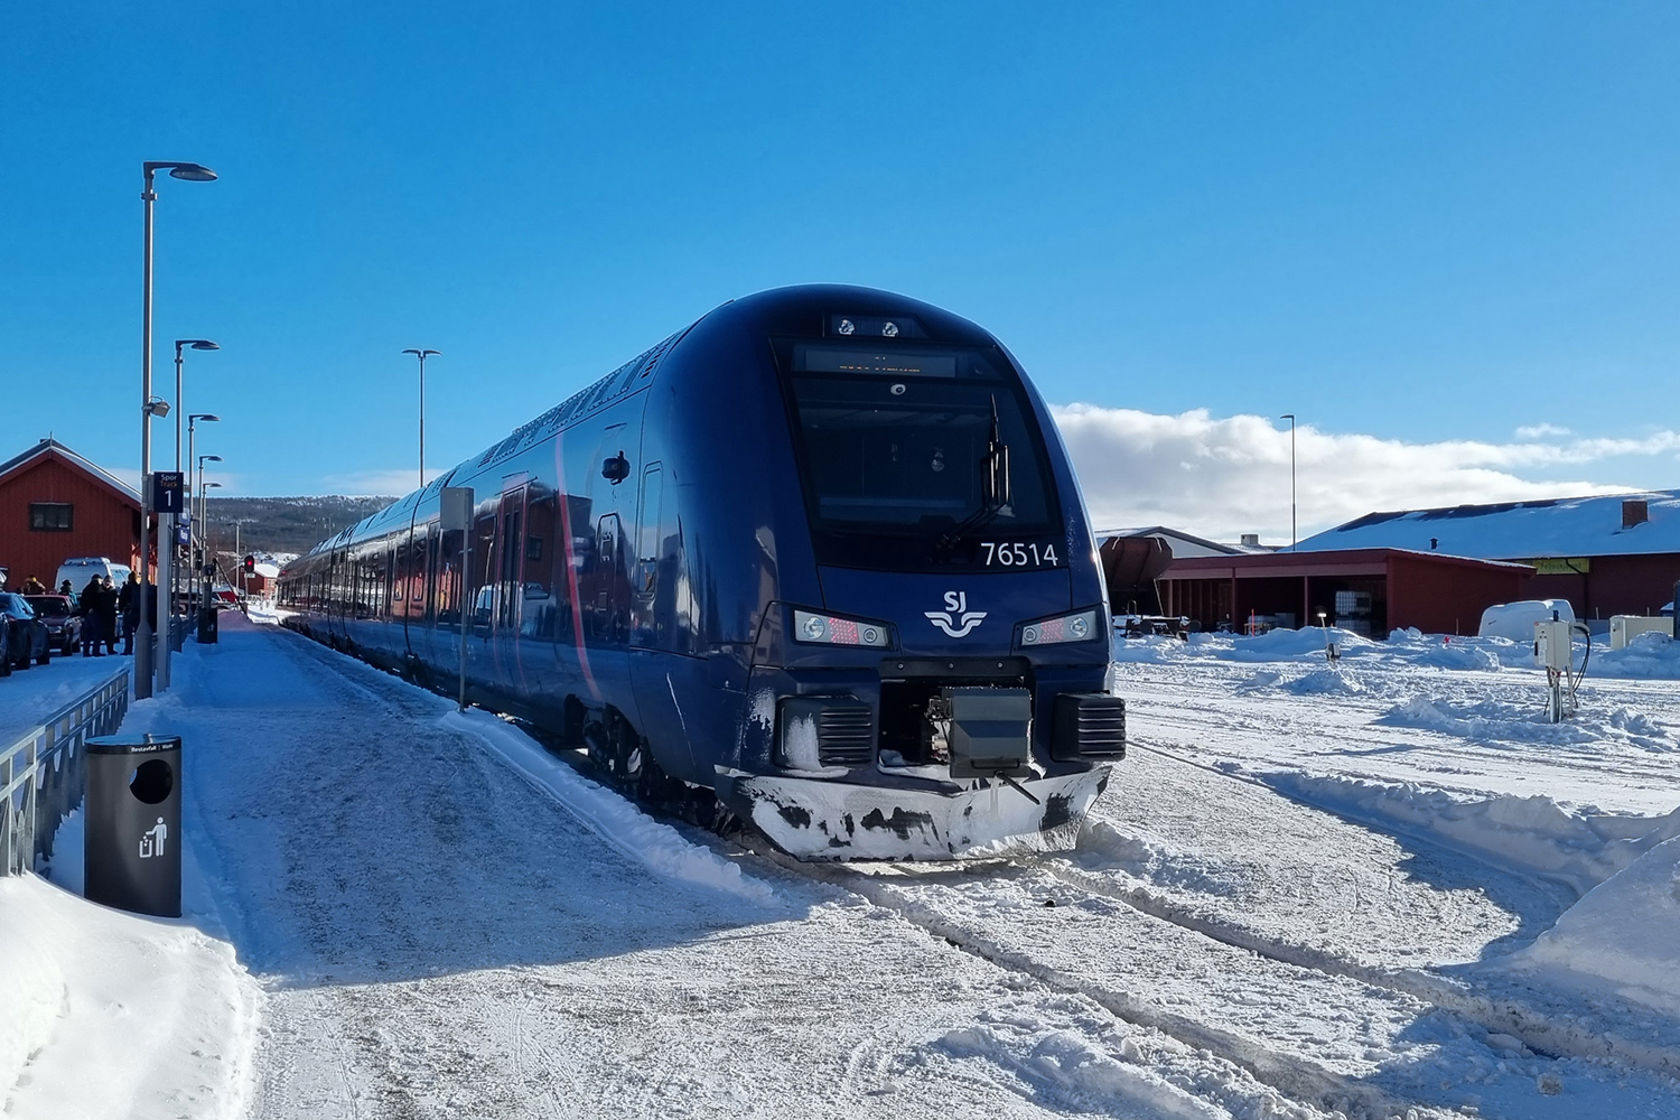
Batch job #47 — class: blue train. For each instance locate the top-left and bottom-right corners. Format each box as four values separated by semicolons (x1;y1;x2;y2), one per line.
279;285;1125;859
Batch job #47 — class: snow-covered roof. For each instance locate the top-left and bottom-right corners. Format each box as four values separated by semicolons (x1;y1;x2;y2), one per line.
0;438;141;506
1298;490;1680;559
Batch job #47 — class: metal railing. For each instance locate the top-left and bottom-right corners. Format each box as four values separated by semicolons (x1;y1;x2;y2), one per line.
1;668;130;875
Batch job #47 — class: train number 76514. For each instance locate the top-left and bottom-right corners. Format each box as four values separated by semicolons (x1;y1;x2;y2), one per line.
980;542;1059;567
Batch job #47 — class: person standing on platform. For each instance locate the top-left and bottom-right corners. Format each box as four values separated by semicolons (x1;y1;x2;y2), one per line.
118;572;140;655
98;576;120;654
79;575;105;655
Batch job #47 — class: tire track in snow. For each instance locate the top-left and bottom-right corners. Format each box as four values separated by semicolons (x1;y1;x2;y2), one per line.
779;851;1462;1120
1114;738;1680;1080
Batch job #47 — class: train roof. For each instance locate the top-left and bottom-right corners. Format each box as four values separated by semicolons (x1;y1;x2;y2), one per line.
292;285;998;563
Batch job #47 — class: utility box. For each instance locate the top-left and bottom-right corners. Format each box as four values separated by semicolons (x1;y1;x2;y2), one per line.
84;734;182;918
1610;615;1670;650
1534;620;1574;671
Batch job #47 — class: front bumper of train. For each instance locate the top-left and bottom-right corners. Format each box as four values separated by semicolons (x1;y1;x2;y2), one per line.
730;668;1124;860
717;764;1112;861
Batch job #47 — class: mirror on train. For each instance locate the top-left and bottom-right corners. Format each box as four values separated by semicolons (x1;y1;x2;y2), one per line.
602;452;630;483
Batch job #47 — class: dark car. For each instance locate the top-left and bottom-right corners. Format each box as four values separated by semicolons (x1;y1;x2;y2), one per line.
23;594;82;656
0;592;51;672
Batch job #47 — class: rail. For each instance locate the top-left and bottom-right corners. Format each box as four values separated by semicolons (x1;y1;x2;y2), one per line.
1;668;130;875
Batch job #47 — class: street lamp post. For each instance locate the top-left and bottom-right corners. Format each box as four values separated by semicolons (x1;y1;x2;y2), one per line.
1280;413;1297;551
201;479;223;597
159;343;218;690
137;160;216;699
402;348;440;489
190;440;221;607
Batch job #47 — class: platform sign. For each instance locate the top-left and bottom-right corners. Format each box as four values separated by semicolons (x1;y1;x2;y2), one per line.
440;486;473;532
152;471;184;514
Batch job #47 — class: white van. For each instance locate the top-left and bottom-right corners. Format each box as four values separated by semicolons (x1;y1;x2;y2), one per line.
54;557;134;603
1477;598;1576;641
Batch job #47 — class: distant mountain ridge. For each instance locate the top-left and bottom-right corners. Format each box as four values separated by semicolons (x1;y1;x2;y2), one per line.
202;495;399;556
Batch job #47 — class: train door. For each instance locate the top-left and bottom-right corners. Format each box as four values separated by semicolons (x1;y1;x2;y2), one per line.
631;462;663;646
592;513;626;643
497;486;527;634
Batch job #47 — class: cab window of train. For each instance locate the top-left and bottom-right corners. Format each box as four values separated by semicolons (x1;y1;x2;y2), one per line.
778;342;1059;566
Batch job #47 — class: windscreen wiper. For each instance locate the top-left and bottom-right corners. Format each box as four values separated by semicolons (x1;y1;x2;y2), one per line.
937;396;1012;552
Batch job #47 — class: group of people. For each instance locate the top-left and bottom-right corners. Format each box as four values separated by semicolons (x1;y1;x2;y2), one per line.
14;571;158;657
74;574;125;656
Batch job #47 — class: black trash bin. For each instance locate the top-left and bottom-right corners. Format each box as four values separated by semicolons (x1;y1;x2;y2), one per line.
84;734;182;918
197;606;218;644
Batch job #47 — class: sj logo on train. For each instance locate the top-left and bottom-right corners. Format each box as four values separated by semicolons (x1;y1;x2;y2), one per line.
926;591;986;638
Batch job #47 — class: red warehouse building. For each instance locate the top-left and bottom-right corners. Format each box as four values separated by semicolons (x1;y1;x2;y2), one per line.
1297;492;1680;620
0;439;143;588
1158;548;1533;637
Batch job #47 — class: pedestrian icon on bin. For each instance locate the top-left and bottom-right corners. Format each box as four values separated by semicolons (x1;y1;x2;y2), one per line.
139;817;169;859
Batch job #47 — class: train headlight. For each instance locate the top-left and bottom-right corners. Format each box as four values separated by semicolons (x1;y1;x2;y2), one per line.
1019;608;1101;647
792;609;892;648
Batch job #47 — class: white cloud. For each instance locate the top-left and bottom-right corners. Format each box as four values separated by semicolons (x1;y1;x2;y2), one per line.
1515;422;1574;440
318;468;444;498
1051;404;1669;545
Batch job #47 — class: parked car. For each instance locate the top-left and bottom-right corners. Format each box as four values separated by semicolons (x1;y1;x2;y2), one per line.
0;592;51;671
22;594;82;655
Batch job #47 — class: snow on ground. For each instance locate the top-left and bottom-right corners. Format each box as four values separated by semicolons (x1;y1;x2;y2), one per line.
0;648;132;747
1110;625;1680;1046
0;863;261;1119
10;617;1339;1120
6;617;1680;1117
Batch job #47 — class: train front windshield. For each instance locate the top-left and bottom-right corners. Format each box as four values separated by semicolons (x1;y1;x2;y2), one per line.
780;342;1060;569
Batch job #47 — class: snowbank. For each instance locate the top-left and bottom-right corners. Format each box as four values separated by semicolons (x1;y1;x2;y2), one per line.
439;707;780;907
1260;771;1680;900
1377;696;1676;752
1593;629;1680;680
1509;836;1680;1018
1113;626;1517;672
0;873;260;1120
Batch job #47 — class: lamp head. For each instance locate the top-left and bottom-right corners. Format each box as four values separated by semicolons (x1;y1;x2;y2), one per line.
201;455;223;464
176;338;219;352
189;413;221;424
144;161;218;182
402;348;441;358
204;481;223;490
145;397;171;418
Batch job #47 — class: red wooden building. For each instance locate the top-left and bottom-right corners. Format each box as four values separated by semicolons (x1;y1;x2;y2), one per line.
0;439;143;589
1158;548;1534;637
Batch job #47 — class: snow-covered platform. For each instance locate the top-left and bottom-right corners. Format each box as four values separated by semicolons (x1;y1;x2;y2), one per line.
6;617;1680;1119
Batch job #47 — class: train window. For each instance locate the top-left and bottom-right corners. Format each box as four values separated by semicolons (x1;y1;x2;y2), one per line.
636;464;663;602
777;343;1061;570
472;511;496;630
524;493;558;638
436;526;465;626
411;529;429;603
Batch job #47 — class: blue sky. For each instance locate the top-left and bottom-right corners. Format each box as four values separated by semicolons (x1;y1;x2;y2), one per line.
4;3;1678;540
